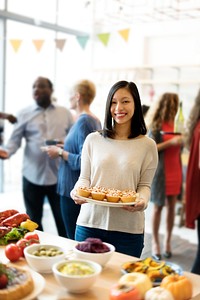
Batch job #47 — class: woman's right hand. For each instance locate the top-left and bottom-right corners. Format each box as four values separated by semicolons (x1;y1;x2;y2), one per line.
170;135;183;146
70;189;87;205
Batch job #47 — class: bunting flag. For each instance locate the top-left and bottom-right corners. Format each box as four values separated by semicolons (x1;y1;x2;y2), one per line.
9;39;22;52
97;33;110;46
32;39;44;52
76;35;90;49
7;27;131;53
55;39;66;51
118;28;130;42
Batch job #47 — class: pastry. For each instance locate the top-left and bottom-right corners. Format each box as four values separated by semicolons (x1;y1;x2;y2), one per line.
91;186;106;201
77;187;91;198
91;191;106;201
0;263;34;300
120;190;137;203
106;189;121;203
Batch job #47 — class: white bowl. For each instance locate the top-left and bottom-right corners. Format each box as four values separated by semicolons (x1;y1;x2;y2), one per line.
73;242;115;267
52;259;102;293
24;244;66;273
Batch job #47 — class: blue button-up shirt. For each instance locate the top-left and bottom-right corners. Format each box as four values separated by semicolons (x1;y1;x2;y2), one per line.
5;102;73;185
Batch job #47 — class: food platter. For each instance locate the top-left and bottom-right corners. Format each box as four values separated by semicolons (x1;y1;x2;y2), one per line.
23;270;45;300
76;195;139;207
121;258;183;286
153;262;183;286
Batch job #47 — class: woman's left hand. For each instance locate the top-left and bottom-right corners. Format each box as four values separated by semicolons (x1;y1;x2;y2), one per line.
122;198;146;212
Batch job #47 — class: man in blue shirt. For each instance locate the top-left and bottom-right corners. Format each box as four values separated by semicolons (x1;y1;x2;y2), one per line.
0;77;73;236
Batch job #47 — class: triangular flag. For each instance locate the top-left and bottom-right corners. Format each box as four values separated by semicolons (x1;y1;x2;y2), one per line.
55;39;66;51
76;35;89;49
10;39;22;52
118;28;130;42
97;33;110;46
32;39;44;52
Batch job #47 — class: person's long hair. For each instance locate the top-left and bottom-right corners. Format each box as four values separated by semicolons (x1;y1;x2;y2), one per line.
101;80;146;139
184;89;200;149
150;93;179;133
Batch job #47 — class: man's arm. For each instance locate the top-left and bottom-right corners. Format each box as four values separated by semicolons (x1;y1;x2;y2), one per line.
0;112;17;124
0;148;9;159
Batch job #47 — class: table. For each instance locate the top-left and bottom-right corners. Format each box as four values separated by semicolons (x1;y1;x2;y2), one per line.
1;230;200;300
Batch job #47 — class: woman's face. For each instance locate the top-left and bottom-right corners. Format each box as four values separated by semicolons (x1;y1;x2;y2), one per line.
110;88;135;125
69;90;78;110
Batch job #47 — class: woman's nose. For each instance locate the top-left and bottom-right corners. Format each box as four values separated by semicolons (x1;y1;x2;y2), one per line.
115;102;123;110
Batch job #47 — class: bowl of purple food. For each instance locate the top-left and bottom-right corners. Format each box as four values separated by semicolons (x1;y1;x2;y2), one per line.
73;238;115;267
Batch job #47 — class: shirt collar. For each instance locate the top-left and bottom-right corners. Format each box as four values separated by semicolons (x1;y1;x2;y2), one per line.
32;102;56;111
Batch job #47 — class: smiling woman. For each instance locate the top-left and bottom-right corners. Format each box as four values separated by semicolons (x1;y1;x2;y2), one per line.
70;80;158;258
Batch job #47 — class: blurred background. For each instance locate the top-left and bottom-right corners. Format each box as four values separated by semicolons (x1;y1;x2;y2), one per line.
0;0;200;193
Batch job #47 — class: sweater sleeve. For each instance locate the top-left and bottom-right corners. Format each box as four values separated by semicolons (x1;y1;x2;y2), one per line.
137;138;158;207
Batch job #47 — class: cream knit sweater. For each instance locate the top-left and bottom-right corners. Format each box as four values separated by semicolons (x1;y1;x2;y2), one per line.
75;131;158;234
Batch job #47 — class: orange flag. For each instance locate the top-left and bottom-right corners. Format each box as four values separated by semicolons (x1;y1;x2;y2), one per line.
55;39;66;51
10;39;22;52
118;28;130;42
32;39;44;52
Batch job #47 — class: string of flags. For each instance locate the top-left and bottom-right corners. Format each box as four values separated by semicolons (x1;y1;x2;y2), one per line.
7;28;130;52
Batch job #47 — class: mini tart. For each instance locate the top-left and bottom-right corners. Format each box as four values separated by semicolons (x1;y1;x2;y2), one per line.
77;187;91;198
120;195;136;203
0;265;34;300
91;191;105;201
106;195;120;203
120;190;137;203
106;189;121;203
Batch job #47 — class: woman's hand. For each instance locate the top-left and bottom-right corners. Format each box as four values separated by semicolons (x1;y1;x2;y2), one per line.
70;189;87;205
43;145;60;159
170;135;183;146
122;198;146;212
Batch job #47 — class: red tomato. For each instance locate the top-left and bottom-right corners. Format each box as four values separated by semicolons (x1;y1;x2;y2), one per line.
0;274;8;289
16;238;30;257
109;284;141;300
5;243;21;262
29;238;40;245
24;232;40;241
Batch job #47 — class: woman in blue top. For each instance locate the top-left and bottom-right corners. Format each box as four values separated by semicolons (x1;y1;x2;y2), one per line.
45;80;101;239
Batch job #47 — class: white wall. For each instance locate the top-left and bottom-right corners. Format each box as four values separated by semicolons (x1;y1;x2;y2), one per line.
2;16;200;191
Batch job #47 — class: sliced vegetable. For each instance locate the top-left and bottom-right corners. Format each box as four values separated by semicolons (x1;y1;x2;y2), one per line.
20;219;38;232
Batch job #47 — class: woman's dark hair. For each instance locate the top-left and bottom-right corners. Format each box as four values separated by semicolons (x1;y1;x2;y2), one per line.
142;104;150;117
101;80;147;138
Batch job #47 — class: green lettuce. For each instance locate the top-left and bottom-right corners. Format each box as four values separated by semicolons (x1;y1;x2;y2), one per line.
0;227;28;245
